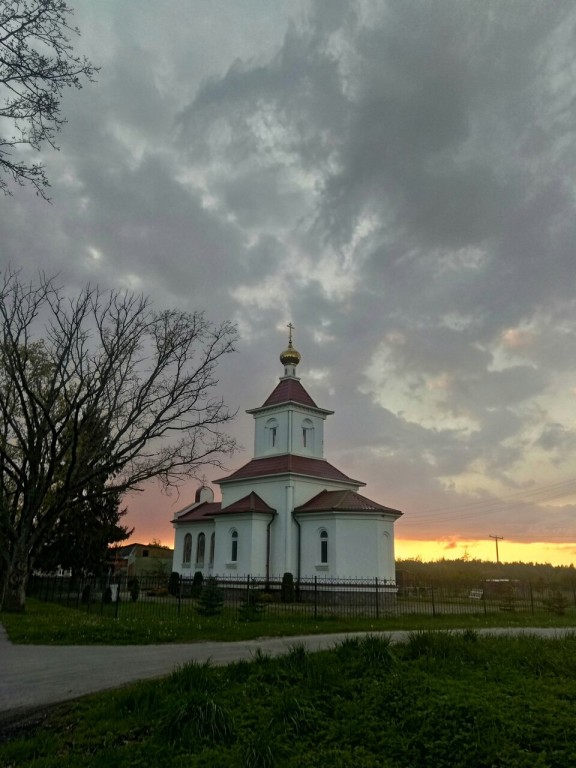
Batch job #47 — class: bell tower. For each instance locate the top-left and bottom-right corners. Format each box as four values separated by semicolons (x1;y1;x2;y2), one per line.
247;325;333;459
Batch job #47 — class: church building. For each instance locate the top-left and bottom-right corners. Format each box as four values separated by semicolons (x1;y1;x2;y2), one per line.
171;329;402;582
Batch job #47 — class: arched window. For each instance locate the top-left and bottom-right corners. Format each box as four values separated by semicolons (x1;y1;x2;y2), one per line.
196;532;206;565
266;418;278;449
209;532;215;566
230;529;238;562
302;418;314;449
183;533;192;566
319;529;328;565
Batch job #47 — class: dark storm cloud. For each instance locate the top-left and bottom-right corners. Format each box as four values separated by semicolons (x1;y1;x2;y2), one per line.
2;0;575;548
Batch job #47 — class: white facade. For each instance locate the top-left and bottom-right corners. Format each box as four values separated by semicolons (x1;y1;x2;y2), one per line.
172;337;402;581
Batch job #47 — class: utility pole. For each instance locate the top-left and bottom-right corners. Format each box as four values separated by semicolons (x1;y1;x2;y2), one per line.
489;534;503;564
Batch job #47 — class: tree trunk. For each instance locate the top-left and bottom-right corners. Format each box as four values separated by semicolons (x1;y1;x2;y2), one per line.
1;544;30;612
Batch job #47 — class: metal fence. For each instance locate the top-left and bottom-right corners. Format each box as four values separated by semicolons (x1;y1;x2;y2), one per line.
27;572;576;623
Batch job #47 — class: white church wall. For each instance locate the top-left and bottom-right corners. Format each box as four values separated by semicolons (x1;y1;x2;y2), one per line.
172;521;216;577
212;514;272;576
378;521;397;582
253;404;327;459
298;514;337;578
333;516;379;579
253;408;289;456
289;411;324;458
218;477;366;577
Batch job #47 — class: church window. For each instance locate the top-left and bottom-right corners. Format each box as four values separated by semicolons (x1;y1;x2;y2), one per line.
209;532;215;566
302;419;314;449
230;529;238;562
196;532;206;565
266;418;278;449
319;529;328;564
183;533;192;567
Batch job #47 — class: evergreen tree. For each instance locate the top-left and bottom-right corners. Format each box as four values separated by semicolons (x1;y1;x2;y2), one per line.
197;577;224;617
238;590;266;622
35;488;131;577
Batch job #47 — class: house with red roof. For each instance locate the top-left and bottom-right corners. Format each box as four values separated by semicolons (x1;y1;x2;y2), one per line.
171;329;402;581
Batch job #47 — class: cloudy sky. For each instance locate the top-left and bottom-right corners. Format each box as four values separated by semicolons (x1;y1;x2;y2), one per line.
3;0;576;564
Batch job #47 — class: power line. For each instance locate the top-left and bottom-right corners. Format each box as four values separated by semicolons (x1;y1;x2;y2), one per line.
402;477;576;524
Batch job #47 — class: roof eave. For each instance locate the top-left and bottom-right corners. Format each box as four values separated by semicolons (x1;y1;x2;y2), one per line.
246;402;334;416
212;508;277;517
216;471;364;486
295;508;403;517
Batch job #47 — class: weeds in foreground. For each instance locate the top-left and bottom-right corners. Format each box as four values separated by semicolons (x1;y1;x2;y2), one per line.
2;633;576;767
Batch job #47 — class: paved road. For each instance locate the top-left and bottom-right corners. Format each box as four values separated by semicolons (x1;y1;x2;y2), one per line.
0;623;572;722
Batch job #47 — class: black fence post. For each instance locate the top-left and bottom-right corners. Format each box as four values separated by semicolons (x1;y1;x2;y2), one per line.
375;577;379;619
314;576;318;620
529;582;534;614
115;580;120;619
177;574;182;618
482;580;487;615
431;583;436;617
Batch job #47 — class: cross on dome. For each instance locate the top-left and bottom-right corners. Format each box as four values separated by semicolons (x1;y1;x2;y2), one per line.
279;322;301;374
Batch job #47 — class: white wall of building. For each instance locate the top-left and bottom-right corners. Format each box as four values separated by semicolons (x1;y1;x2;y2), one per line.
212;513;273;576
253;405;327;459
172;521;215;576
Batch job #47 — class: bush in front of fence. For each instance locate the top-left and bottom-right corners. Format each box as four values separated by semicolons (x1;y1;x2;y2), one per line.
238;591;266;622
281;572;295;603
130;578;140;603
197;577;224;616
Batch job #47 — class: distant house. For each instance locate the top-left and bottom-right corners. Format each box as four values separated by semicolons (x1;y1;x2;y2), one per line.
108;543;173;579
171;331;402;582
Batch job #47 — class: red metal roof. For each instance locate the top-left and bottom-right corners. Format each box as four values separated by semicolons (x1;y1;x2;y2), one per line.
213;491;276;516
172;501;221;523
216;454;363;485
261;378;318;408
294;489;402;516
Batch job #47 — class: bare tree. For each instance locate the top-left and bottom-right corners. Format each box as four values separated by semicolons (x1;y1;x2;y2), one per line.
0;271;238;611
0;0;97;197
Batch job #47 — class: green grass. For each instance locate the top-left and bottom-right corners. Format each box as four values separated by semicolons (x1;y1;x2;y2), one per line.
2;598;576;645
2;632;576;766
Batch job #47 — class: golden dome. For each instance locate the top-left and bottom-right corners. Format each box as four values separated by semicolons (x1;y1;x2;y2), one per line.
280;342;301;367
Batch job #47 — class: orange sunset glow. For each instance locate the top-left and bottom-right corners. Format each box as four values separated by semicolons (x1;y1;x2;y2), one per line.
395;539;576;568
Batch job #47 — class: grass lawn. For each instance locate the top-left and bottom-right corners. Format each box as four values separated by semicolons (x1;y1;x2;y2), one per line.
1;631;576;767
3;598;576;644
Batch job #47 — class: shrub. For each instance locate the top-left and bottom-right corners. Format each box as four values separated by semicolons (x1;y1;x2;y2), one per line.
238;591;266;622
542;589;569;616
192;570;204;598
103;586;113;604
240;729;277;768
168;571;180;597
160;694;234;745
280;572;295;603
130;578;140;603
197;577;223;616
